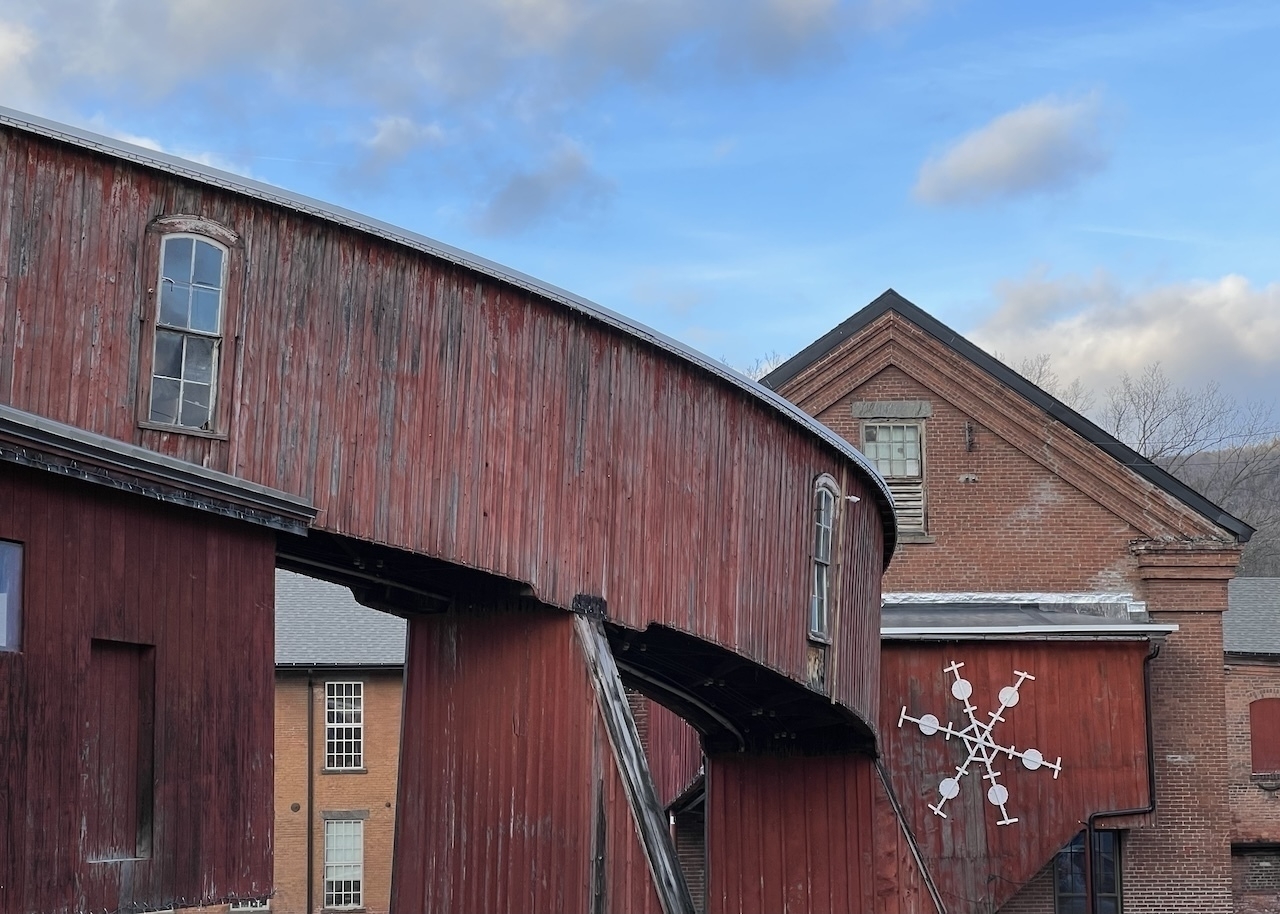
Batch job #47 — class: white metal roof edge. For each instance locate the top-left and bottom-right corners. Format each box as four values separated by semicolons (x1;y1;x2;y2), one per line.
0;106;896;531
883;592;1136;605
881;623;1179;638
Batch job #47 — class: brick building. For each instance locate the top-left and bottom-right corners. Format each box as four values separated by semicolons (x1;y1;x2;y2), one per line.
762;290;1255;914
1225;577;1280;914
269;571;406;914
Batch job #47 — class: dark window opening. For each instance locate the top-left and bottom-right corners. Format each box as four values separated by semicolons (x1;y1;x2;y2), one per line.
0;540;22;652
1054;830;1121;914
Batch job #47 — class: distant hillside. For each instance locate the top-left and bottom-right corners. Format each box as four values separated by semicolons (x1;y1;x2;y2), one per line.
1164;440;1280;576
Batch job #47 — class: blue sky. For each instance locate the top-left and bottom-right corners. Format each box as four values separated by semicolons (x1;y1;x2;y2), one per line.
3;0;1279;403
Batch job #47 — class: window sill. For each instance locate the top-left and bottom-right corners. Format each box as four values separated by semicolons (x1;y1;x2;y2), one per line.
138;420;228;441
807;633;831;646
322;767;368;775
897;531;935;544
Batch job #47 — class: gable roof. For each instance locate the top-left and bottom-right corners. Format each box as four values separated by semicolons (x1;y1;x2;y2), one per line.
0;105;896;558
275;570;406;667
1225;577;1280;655
761;289;1254;544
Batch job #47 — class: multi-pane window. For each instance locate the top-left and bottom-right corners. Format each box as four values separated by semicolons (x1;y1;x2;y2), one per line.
0;540;22;652
810;479;838;641
324;819;364;909
149;235;225;430
862;422;926;533
325;681;364;770
229;901;269;911
1054;830;1121;914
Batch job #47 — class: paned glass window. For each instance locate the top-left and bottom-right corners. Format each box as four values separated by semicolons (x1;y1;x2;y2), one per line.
323;819;363;909
862;422;926;533
149;235;225;430
810;479;838;640
325;681;364;770
0;540;22;652
229;901;269;910
1054;830;1121;914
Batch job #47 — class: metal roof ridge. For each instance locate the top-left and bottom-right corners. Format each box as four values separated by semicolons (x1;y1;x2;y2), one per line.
0;105;897;560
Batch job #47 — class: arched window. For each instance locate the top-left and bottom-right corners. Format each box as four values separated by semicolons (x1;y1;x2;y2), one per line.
1251;698;1280;774
148;233;227;430
810;476;840;641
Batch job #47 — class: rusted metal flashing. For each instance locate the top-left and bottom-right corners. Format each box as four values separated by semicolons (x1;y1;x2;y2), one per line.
575;616;696;914
0;403;314;533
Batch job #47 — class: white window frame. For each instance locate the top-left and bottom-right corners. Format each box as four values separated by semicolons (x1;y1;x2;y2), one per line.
323;818;364;910
147;232;227;432
325;681;364;771
229;900;270;911
861;420;927;534
810;475;840;642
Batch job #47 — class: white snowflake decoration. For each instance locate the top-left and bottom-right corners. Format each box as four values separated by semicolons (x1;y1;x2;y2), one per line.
898;660;1062;826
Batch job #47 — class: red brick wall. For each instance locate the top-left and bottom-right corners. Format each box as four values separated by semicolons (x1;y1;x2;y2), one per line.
1227;660;1280;841
775;310;1242;914
816;365;1143;593
273;670;403;914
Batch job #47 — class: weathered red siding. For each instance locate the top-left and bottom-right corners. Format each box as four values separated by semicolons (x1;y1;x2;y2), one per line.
879;641;1151;913
0;125;886;724
0;463;275;914
393;608;665;914
705;753;878;914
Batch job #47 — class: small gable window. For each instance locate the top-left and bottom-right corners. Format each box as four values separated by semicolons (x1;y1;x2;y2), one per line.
810;475;839;641
149;235;225;430
853;400;932;537
1251;698;1280;775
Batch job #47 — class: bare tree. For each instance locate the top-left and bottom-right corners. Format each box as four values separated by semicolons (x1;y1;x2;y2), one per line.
727;350;790;382
1098;364;1280;576
1011;353;1096;413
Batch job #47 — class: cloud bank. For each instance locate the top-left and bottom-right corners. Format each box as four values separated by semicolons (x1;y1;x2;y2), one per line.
914;94;1108;205
969;270;1280;401
0;0;925;230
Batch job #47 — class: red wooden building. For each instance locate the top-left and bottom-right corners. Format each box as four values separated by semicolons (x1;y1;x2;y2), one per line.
764;291;1253;914
0;404;313;912
1;107;899;913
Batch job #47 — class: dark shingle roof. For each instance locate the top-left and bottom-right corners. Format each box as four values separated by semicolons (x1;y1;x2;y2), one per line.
275;569;406;667
1226;578;1280;655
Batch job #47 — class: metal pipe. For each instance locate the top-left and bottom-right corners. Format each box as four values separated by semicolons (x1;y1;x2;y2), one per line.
1084;641;1162;914
307;674;316;914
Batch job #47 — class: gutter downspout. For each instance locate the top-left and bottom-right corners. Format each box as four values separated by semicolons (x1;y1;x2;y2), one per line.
1084;641;1162;914
307;674;316;914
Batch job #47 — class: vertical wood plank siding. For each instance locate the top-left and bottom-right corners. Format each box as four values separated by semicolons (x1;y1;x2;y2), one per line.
879;641;1152;913
705;753;878;914
0;127;886;721
0;464;275;914
393;609;665;914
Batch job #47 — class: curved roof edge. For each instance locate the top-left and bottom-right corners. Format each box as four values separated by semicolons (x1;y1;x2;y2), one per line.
0;106;897;561
761;288;1254;544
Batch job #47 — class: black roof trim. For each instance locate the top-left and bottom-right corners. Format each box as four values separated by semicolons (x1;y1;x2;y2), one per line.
0;403;316;534
761;289;1255;543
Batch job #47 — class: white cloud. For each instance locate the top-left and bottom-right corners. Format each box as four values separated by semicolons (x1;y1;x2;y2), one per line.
0;19;39;108
914;94;1109;205
969;269;1280;400
363;116;446;161
471;141;614;235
